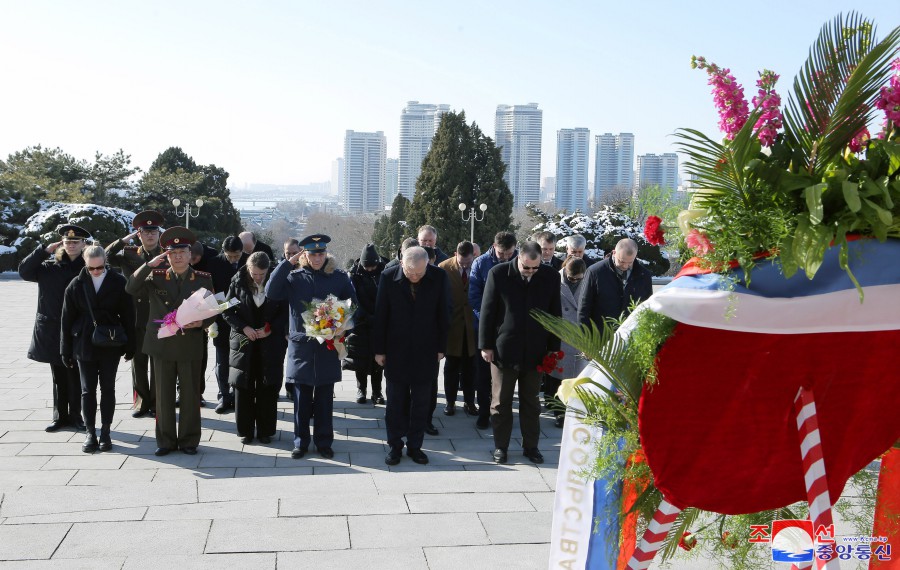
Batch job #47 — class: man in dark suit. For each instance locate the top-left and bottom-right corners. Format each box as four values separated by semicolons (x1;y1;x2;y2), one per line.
417;225;450;264
532;231;563;270
240;231;275;262
577;238;652;331
479;241;562;464
374;246;450;466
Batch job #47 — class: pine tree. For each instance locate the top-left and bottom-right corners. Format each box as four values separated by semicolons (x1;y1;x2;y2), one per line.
372;192;411;259
406;111;513;250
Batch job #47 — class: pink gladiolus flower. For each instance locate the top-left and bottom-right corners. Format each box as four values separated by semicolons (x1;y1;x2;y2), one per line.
693;56;750;140
875;57;900;126
686;229;714;256
849;128;870;153
752;69;782;147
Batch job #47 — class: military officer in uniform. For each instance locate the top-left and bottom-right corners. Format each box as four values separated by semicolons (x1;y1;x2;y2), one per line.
106;210;167;418
125;226;216;456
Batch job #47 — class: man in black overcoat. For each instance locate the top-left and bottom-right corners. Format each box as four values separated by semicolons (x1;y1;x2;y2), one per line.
373;246;450;466
479;241;561;465
576;238;652;331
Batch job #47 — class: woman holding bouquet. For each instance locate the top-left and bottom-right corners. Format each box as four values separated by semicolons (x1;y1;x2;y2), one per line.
61;245;136;452
222;252;288;445
265;234;357;460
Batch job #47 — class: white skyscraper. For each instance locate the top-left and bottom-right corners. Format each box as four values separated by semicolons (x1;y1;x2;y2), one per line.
385;158;399;208
495;103;542;208
331;158;344;197
637;152;679;191
398;101;450;200
555;128;590;212
342;130;386;213
594;133;635;204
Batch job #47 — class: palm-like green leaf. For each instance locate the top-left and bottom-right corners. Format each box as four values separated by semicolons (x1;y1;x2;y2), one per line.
782;13;900;176
530;309;643;406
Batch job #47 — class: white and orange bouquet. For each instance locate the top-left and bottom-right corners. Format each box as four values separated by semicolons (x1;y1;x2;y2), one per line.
300;294;355;359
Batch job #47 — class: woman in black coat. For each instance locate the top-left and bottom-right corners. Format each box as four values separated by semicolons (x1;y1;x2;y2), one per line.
61;245;136;453
222;252;288;444
345;243;386;404
18;225;89;433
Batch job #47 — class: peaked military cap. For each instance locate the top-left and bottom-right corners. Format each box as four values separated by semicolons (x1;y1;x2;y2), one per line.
159;226;196;250
132;210;165;231
57;224;91;240
299;234;330;252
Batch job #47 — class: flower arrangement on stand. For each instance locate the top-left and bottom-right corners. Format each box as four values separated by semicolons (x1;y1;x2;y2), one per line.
536;12;900;570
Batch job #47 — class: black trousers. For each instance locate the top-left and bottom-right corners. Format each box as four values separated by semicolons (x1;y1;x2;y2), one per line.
292;383;334;450
235;376;279;438
443;348;476;407
490;365;542;450
50;364;81;423
385;380;431;451
474;356;492;422
78;358;119;427
131;327;155;411
544;375;563;417
214;343;232;404
354;363;383;394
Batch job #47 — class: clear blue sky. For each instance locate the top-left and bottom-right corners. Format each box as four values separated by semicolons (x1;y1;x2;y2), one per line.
1;1;898;188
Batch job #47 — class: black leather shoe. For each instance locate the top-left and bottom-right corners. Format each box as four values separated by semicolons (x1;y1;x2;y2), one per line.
385;447;402;465
475;417;491;430
73;419;86;432
154;447;170;456
215;402;228;414
240;436;253;444
318;447;335;459
258;435;272;444
523;448;544;464
407;448;429;465
182;446;198;455
443;404;456;416
132;409;150;418
424;424;439;436
554;415;565;428
45;420;65;433
463;403;479;416
82;433;98;453
356;390;367;404
372;392;385;405
291;447;307;459
98;426;112;452
148;409;156;417
492;448;508;464
98;440;112;452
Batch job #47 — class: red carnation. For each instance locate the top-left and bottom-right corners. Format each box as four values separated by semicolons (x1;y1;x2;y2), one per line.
644;215;666;246
678;531;697;551
263;322;271;334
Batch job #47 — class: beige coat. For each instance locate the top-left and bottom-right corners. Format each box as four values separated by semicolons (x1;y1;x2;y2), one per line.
439;256;476;357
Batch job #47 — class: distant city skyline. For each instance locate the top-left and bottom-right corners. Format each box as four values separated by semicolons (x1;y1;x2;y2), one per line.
1;2;897;189
555;128;590;212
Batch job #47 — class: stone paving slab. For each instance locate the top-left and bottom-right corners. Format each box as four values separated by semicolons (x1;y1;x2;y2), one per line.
0;481;198;517
121;553;277;569
349;513;490;549
279;493;409;516
0;522;71;560
145;498;278;520
205;516;349;552
56;520;212;558
278;548;427;569
425;543;551;570
406;492;536;514
3;506;148;525
479;511;554;544
0;558;126;569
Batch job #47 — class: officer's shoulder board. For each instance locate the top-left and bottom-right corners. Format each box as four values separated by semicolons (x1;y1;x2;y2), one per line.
152;268;168;277
123;245;139;252
193;270;212;279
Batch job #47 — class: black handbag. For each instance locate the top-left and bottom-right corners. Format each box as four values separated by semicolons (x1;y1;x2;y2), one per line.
83;282;127;348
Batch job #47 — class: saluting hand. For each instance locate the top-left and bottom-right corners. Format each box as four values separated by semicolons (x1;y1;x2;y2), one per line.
124;231;139;243
243;326;259;341
288;250;305;266
147;252;169;268
45;241;62;254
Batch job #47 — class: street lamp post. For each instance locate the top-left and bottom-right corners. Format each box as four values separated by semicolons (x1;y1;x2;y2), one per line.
172;198;204;229
459;202;487;243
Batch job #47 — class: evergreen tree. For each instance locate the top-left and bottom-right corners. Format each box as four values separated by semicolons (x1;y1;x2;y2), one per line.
131;147;242;242
372;193;411;258
405;111;513;250
0;145;90;204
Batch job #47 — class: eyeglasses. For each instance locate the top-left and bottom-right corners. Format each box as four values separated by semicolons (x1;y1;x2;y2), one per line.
520;264;541;272
87;265;105;273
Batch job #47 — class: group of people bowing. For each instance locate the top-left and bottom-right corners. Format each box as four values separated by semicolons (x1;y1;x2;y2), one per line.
20;210;653;466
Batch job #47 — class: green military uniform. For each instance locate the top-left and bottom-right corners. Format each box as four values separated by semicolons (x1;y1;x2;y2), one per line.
106;210;167;414
125;226;215;453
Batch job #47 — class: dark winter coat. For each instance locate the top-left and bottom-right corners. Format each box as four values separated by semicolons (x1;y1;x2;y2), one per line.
468;245;518;334
577;256;653;330
60;267;136;362
343;259;385;373
478;260;562;370
19;246;86;365
265;255;357;386
372;264;450;385
433;246;450;264
251;240;276;262
206;252;247;348
222;266;289;390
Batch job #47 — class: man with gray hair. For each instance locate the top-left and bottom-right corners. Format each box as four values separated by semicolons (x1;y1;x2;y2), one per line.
479;241;561;464
374;246;450;466
565;234;595;267
417;224;449;264
577;237;652;331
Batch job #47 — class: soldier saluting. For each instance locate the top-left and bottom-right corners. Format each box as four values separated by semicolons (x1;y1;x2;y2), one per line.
125;226;215;456
105;210;168;418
